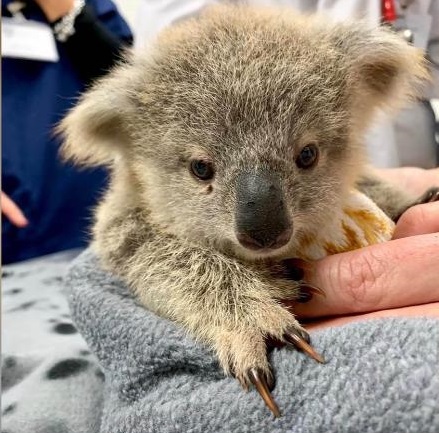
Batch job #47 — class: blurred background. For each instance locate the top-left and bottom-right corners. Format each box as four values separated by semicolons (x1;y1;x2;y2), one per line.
113;0;137;24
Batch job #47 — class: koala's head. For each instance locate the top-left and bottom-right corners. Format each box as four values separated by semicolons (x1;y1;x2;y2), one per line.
60;5;427;261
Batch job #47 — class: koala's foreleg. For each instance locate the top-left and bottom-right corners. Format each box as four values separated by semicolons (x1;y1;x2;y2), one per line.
95;208;324;417
357;173;439;222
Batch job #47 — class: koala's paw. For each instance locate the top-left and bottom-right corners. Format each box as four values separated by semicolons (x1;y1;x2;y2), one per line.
418;187;439;204
214;314;324;417
395;186;439;222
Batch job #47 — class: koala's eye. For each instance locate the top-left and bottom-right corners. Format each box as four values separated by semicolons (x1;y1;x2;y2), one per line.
190;159;214;181
296;144;319;169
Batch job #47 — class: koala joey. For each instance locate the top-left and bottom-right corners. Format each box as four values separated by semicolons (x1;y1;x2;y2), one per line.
60;5;439;417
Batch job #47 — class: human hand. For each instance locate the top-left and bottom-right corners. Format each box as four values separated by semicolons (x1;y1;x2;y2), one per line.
33;0;74;23
1;191;29;228
290;167;439;330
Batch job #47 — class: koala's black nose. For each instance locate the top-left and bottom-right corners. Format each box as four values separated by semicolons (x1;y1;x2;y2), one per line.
235;171;292;251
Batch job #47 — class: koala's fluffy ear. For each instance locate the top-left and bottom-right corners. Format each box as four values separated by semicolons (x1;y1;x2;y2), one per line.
58;62;139;167
332;23;429;121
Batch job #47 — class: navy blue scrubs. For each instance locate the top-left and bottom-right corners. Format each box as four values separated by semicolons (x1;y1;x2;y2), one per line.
2;0;133;263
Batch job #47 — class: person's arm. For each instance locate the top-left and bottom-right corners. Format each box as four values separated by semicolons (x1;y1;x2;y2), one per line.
35;0;133;83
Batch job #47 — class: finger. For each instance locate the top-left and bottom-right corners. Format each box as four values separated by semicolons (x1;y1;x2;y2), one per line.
393;202;439;239
1;192;28;227
294;233;439;318
304;302;439;331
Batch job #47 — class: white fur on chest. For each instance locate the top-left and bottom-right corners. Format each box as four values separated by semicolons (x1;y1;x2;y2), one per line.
295;190;395;261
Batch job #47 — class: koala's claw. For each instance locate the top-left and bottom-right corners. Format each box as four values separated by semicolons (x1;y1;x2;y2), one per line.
420;187;439;204
284;328;325;363
297;282;325;303
240;328;323;417
248;368;281;418
246;329;324;417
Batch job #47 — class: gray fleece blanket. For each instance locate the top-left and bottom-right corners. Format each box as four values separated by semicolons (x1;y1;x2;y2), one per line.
2;248;439;433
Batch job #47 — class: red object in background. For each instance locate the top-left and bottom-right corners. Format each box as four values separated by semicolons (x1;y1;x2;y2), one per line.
382;0;397;23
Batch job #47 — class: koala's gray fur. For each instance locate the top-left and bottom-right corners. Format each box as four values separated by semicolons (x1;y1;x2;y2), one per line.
59;5;430;397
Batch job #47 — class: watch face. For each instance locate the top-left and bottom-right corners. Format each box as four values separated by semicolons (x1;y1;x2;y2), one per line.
397;28;414;43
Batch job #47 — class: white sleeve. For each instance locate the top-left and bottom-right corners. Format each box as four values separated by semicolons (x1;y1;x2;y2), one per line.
134;0;219;51
315;0;380;22
134;0;379;52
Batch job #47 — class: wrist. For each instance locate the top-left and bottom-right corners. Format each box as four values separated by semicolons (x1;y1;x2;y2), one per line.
36;0;75;23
